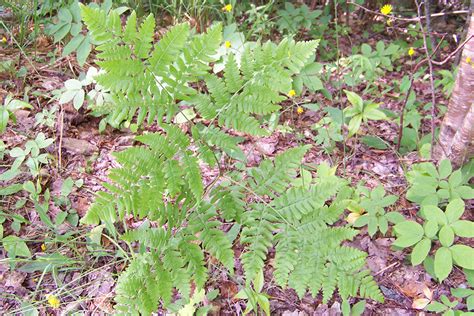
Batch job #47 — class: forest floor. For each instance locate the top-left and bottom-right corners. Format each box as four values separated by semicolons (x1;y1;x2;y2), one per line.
1;12;472;316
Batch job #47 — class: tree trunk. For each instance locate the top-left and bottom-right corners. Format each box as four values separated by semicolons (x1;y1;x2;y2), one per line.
435;1;474;167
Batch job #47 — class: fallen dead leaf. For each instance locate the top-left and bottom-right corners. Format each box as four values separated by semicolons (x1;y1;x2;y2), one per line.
219;281;238;300
412;297;431;310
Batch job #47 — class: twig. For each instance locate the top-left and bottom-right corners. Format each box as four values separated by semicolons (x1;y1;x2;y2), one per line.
424;0;436;56
431;34;474;66
396;34;446;151
415;0;438;158
396;2;471;154
374;262;399;276
347;2;469;22
58;105;64;171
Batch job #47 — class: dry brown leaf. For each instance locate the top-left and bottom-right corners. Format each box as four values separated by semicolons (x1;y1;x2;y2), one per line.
422;286;433;300
412;298;431;310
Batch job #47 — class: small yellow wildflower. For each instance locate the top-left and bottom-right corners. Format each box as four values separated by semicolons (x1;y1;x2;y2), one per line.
380;4;393;15
296;106;304;115
1;36;6;43
466;57;472;64
225;41;231;48
408;47;415;57
222;4;232;12
386;18;393;26
41;243;46;251
288;89;296;97
46;294;60;308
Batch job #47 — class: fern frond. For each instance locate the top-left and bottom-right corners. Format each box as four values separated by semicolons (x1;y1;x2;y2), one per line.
149;23;190;77
135;14;155;58
224;54;243;93
183;154;203;200
187;203;234;271
240;204;278;284
248;145;310;196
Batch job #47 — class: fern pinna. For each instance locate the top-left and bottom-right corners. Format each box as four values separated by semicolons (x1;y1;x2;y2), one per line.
80;6;383;314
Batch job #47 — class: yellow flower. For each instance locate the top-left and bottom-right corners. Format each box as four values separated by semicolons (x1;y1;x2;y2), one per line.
386;18;393;26
288;89;296;97
467;57;472;63
46;294;60;308
222;4;232;12
296;106;304;114
380;4;393;15
225;41;231;48
1;36;6;43
408;47;415;57
41;243;46;251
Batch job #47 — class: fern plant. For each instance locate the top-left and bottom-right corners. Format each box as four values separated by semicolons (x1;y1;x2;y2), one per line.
84;137;383;312
80;6;382;313
80;5;318;135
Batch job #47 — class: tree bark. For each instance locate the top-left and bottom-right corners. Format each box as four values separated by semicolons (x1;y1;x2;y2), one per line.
435;1;474;167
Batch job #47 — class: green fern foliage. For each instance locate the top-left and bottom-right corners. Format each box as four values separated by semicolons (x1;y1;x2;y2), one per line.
79;7;383;313
192;40;319;135
85;134;383;311
81;5;222;127
81;5;318;134
237;157;384;303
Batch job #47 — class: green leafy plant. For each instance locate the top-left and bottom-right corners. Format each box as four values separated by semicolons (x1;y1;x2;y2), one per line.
435;67;457;97
45;0;91;65
393;199;474;281
343;41;400;88
212;23;247;73
80;5;319;133
52;177;83;227
83;137;383;312
425;286;474;316
292;53;328;95
2;235;31;268
1;94;33;133
45;0;127;65
344;90;387;138
59;67;104;110
312;114;344;154
352;185;404;237
76;6;384;313
451;287;474;312
23;180;55;229
405;159;474;206
241;2;275;40
276;3;322;35
0;132;54;189
35;105;57;128
342;299;366;316
234;270;271;316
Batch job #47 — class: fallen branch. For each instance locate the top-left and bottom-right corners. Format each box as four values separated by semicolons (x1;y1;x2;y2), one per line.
347;1;469;22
